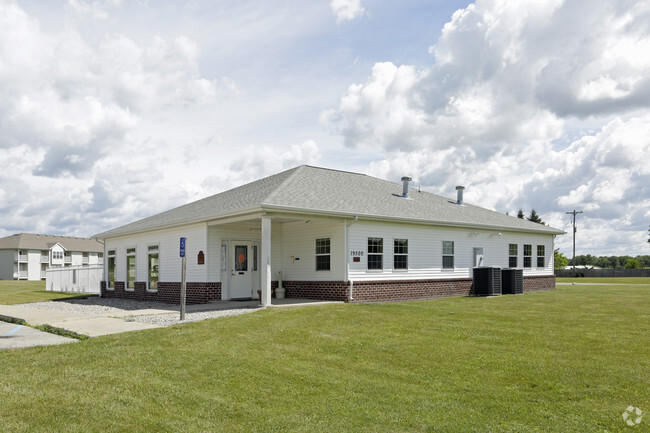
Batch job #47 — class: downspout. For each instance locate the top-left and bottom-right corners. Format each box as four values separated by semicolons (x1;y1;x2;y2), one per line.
345;216;359;302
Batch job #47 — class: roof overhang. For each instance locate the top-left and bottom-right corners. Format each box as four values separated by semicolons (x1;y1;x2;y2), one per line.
95;202;565;240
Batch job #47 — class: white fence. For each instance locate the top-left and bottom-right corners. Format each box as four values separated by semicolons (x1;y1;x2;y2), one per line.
46;265;103;294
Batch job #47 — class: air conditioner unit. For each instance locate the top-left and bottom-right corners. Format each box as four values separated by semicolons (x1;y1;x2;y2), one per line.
502;268;523;294
473;267;502;296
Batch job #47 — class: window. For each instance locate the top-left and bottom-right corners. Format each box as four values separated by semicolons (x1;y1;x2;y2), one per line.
148;245;159;291
252;245;258;272
393;239;408;270
107;250;116;289
523;244;532;268
367;238;383;270
442;241;454;269
126;248;136;290
315;238;331;271
537;245;545;268
509;244;518;268
235;245;248;271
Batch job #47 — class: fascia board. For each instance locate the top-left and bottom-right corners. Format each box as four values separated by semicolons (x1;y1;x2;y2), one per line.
260;204;566;235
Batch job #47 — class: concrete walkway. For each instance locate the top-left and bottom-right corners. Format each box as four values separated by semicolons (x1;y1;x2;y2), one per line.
0;321;76;349
0;298;341;346
0;304;162;337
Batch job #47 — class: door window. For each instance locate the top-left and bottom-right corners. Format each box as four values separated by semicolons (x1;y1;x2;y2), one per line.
235;245;248;272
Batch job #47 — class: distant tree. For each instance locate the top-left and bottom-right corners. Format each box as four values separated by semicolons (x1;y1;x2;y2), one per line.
517;209;525;219
527;209;545;224
648;225;649;244
554;249;569;269
624;258;641;269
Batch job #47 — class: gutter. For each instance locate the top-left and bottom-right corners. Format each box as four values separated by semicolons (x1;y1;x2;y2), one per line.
345;216;359;302
260;204;565;235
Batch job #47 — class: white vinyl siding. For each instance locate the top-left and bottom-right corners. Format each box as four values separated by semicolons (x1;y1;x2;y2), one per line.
206;219;345;284
278;220;344;281
105;223;209;285
348;220;555;281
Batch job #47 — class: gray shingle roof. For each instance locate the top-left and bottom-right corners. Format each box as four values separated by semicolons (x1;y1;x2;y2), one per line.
95;165;564;238
0;233;103;252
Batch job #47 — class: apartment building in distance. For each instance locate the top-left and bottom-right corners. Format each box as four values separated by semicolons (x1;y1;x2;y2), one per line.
0;233;103;280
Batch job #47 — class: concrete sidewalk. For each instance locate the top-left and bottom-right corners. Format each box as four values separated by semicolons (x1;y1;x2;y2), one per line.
0;321;77;349
0;304;163;337
0;298;341;342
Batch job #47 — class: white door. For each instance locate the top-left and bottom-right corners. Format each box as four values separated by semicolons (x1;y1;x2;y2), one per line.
230;242;252;299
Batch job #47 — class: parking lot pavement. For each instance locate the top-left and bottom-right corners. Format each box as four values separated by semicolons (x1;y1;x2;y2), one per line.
0;321;77;350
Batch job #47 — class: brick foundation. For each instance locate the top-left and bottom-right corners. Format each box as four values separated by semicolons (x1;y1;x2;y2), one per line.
101;281;221;304
349;279;474;303
99;275;554;305
523;275;556;293
279;281;349;301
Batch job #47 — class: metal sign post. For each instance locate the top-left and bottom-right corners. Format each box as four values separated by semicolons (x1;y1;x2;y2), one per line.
180;237;186;320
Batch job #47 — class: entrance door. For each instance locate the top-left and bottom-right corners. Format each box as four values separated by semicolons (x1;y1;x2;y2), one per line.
230;242;252;299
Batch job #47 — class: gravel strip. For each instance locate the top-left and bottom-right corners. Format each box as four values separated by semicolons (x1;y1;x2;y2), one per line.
129;308;259;327
24;298;261;327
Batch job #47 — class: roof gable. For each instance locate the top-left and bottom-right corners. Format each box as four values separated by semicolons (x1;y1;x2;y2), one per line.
0;233;103;252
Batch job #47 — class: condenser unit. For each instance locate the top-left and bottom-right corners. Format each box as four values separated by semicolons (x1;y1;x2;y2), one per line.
501;268;523;294
473;267;502;296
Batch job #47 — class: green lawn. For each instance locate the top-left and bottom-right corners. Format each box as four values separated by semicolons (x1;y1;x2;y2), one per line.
0;280;94;304
0;285;648;432
557;276;650;284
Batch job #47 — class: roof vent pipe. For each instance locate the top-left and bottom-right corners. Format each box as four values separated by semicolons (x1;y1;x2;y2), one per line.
401;176;412;198
456;185;465;205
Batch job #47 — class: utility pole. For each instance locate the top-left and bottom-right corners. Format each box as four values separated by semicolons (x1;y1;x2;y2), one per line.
566;210;583;273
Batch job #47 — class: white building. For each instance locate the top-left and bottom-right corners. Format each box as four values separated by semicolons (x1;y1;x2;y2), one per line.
0;233;104;281
94;166;565;305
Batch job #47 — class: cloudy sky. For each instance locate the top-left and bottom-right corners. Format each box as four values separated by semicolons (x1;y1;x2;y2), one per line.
1;0;649;257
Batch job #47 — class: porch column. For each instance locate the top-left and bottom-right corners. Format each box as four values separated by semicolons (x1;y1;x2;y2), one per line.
260;216;272;306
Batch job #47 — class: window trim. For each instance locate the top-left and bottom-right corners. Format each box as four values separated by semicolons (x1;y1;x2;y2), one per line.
536;245;545;268
367;237;383;271
509;244;518;268
393;238;408;271
442;241;454;270
147;245;159;292
523;244;532;269
315;237;331;272
125;247;136;291
107;250;116;290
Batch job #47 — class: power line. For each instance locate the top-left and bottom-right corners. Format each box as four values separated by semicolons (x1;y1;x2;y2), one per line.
566;210;583;273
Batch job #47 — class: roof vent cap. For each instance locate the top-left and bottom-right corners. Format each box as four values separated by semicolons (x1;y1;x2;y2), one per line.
401;176;412;198
456;185;465;205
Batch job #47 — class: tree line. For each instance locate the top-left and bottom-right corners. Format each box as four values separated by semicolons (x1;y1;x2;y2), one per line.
554;250;650;269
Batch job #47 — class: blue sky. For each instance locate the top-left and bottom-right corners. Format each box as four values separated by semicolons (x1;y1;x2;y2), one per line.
1;0;649;257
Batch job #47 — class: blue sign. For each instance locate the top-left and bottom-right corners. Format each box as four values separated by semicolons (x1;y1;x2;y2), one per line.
180;237;186;258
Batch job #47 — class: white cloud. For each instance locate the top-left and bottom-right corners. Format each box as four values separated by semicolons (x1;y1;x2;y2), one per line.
0;1;230;236
330;0;364;23
325;0;650;255
228;140;322;183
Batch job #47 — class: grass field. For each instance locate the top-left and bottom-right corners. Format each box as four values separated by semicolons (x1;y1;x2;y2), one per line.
0;280;94;304
557;276;650;284
0;284;648;432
